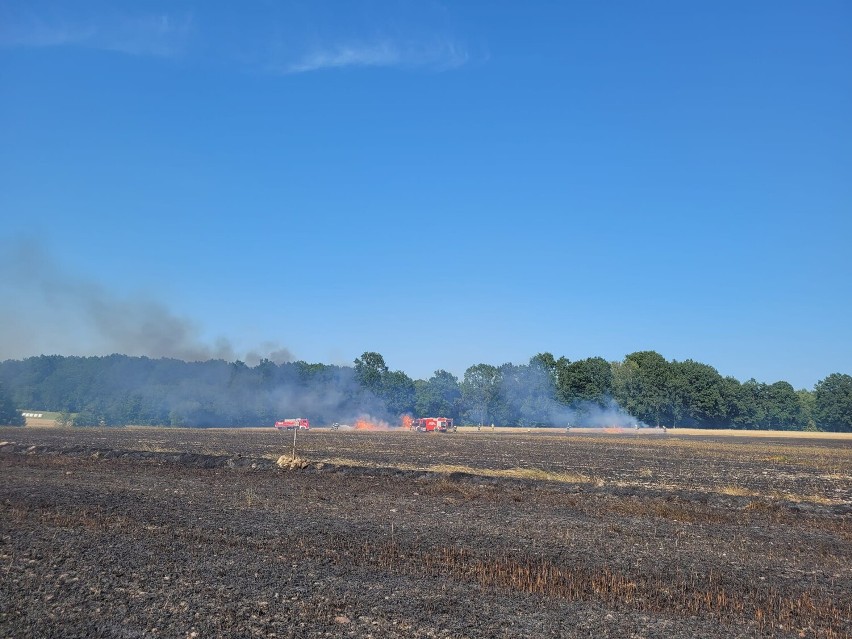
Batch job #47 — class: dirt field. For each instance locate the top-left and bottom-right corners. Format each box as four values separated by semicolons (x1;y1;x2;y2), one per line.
2;427;850;638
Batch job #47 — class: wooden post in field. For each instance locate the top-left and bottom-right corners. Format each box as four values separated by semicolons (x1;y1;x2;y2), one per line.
292;426;298;460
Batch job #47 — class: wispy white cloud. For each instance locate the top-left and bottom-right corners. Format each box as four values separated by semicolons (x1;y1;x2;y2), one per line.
98;14;193;58
283;37;470;74
0;19;94;49
0;8;193;58
286;41;403;73
0;1;478;73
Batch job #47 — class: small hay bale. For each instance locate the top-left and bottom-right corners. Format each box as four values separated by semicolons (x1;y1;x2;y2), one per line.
277;455;310;470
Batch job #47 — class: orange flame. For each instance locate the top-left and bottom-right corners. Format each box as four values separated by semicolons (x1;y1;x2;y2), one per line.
401;415;414;430
354;418;390;431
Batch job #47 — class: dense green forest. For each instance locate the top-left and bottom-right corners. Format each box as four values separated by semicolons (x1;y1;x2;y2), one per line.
0;352;850;431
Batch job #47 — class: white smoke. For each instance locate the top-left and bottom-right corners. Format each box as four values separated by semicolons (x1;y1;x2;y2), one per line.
548;397;647;428
497;360;644;428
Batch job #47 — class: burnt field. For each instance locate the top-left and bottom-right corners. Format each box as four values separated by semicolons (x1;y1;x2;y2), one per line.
1;428;850;638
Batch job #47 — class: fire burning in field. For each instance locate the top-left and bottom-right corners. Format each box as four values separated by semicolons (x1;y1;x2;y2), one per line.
351;415;413;431
354;418;392;431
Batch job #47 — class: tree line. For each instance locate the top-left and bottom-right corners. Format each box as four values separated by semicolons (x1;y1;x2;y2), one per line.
0;351;850;431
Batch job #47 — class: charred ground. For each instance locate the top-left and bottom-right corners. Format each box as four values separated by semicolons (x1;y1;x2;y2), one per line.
1;428;850;638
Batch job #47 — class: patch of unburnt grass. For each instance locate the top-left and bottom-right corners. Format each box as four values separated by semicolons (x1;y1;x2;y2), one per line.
719;485;757;497
303;456;597;484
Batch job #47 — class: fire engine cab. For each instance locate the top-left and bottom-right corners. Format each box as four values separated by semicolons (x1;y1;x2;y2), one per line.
411;417;454;432
274;418;310;430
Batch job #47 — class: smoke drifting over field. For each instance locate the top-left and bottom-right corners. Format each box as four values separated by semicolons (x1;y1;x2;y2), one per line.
497;361;643;429
0;240;292;365
263;372;394;427
548;398;645;429
0;240;644;428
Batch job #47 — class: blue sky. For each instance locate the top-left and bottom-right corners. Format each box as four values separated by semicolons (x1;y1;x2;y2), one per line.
1;0;850;389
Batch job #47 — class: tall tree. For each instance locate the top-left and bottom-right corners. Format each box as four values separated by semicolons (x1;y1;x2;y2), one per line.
814;374;852;432
382;370;416;417
797;388;817;431
719;376;744;428
610;358;640;414
734;379;768;429
530;352;559;384
461;364;501;426
0;382;24;426
517;356;563;426
353;352;388;395
622;351;671;426
765;381;805;430
668;360;726;428
415;370;462;419
557;357;613;405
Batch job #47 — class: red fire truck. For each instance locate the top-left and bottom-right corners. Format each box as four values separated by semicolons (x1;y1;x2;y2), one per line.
274;418;310;430
411;417;454;432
